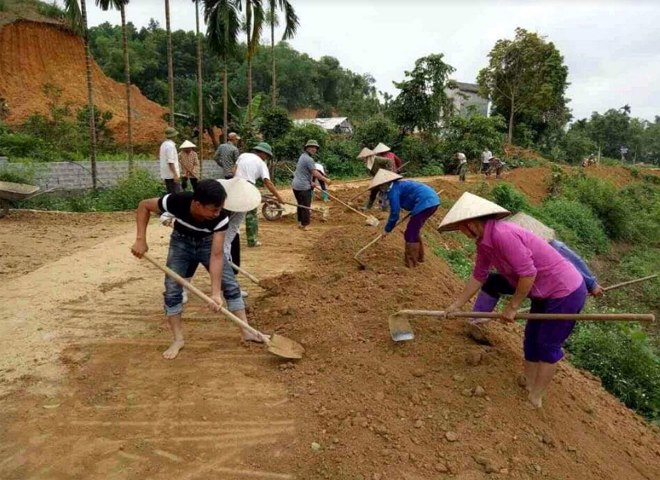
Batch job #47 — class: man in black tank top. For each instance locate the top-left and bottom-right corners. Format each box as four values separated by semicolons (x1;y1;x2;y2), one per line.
131;180;265;359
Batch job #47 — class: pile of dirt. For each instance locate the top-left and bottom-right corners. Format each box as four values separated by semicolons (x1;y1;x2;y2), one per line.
245;185;660;480
0;20;167;150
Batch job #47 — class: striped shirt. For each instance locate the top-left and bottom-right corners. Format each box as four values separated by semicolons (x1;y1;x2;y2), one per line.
158;193;229;239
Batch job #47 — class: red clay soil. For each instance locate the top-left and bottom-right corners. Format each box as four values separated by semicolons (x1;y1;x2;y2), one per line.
245;183;660;480
0;20;167;150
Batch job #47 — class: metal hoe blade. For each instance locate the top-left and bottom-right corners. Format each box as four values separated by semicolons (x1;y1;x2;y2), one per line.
388;315;415;342
267;334;305;359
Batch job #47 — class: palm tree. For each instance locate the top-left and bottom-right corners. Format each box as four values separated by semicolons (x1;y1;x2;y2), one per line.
64;0;98;189
96;0;134;170
193;0;204;174
165;0;175;127
204;0;241;144
266;0;298;107
241;0;264;122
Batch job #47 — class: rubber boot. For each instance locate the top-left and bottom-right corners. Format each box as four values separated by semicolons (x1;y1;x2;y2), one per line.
418;241;425;263
405;242;420;268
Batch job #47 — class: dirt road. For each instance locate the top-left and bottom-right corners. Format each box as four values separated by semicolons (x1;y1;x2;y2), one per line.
0;203;328;479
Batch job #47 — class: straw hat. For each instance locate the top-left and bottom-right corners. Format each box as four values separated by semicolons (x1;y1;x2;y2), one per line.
228;132;241;141
357;147;375;159
217;178;262;213
437;192;510;231
508;212;556;242
179;140;196;149
164;127;179;139
305;139;320;149
252;142;274;157
368;169;402;190
373;143;391;154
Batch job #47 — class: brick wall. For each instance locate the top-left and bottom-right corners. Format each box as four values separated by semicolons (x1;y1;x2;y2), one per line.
0;160;223;190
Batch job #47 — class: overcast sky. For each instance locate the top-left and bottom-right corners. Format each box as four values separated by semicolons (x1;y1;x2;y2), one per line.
83;0;660;122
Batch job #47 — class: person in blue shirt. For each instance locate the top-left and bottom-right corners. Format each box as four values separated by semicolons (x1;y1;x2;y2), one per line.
468;212;603;344
367;170;440;268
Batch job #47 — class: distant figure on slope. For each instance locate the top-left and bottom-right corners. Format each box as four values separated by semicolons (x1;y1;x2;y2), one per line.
481;147;492;174
455;151;467;182
358;147;392;211
373;142;403;172
489;156;505;179
291;140;331;231
467;212;603;344
439;193;587;408
131;180;264;360
368;170;440;268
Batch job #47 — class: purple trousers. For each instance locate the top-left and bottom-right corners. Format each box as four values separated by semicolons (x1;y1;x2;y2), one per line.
473;273;587;363
404;205;438;242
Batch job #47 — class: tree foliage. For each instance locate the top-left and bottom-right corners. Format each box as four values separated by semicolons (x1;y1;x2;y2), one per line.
478;28;569;144
389;53;455;134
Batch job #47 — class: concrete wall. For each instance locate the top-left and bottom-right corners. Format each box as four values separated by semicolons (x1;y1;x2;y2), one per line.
0;159;223;190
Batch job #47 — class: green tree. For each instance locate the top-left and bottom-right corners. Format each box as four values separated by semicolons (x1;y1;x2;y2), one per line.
204;0;241;143
441;111;506;160
478;28;569;144
64;0;99;188
265;0;299;107
96;0;134;168
390;53;455;134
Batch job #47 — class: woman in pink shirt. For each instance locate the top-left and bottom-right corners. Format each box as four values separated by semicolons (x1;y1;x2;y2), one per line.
438;193;587;408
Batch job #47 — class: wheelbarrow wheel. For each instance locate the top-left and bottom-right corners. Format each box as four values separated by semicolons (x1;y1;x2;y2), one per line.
0;199;8;219
262;200;283;221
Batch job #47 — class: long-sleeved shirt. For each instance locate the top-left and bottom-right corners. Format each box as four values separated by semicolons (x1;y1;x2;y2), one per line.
385;180;440;232
473;220;583;299
381;151;402;171
550;239;597;291
179;151;199;178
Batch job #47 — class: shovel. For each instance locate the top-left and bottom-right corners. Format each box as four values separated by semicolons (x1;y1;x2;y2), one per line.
317;186;379;226
142;253;304;359
281;200;329;221
354;212;413;270
229;261;261;285
388;309;655;342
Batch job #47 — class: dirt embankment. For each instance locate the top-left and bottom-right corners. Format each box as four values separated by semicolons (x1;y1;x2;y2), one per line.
246;184;660;480
0;20;167;150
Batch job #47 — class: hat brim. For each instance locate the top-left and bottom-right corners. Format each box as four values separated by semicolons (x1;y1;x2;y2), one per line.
252;147;273;157
438;212;510;231
217;178;262;212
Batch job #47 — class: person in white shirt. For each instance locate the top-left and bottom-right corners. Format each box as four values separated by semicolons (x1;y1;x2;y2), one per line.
481;148;492;174
455;151;467;182
160;127;181;193
225;142;283;254
313;162;328;201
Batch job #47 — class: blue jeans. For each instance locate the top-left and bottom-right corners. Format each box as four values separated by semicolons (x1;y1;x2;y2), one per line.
164;231;245;316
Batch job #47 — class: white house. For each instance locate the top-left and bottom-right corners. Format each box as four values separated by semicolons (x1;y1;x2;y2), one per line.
293;117;353;134
445;82;490;118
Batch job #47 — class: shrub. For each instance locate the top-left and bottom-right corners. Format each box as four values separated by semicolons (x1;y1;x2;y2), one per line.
273;124;327;162
317;137;364;178
566;322;660;419
259;107;292;143
489;182;529;214
353;116;398;150
0;132;48;159
536;198;609;256
96;169;164;211
0;164;36;184
0;0;6;12
37;1;65;19
398;135;445;176
441;111;506;161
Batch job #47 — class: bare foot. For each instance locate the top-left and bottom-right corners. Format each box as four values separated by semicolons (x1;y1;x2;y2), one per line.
241;328;269;343
163;340;184;359
528;391;543;408
517;374;531;392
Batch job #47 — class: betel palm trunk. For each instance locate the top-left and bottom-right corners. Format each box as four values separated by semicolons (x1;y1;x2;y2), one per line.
195;0;204;174
165;0;175;126
246;1;253;123
271;14;275;106
120;3;133;169
81;0;98;189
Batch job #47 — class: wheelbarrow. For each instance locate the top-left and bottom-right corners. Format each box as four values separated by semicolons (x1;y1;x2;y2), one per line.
0;181;48;218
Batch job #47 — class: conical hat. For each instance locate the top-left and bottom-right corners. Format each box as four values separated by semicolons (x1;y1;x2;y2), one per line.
508;212;555;242
217;178;262;213
373;143;391;154
368;169;402;190
179;140;196;149
357;147;375;159
437;192;510;231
